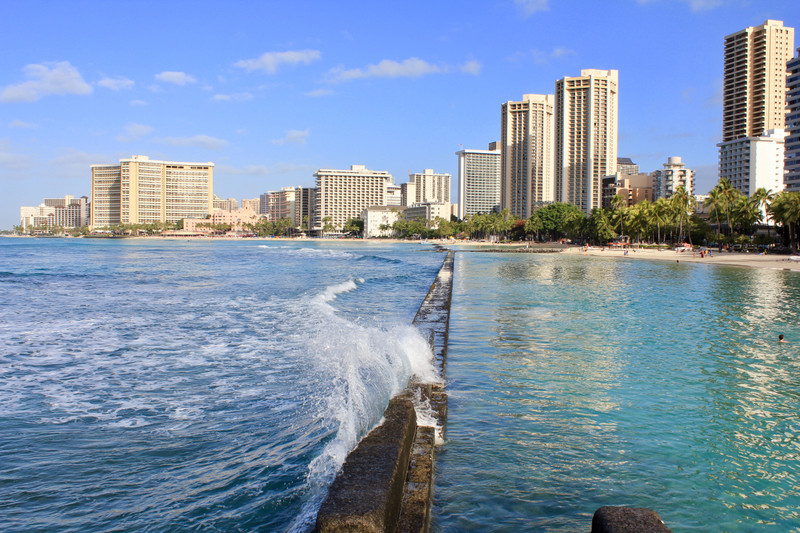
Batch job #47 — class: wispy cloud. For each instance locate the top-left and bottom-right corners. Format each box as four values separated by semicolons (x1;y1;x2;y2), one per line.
305;88;334;97
514;0;549;17
8;120;37;129
117;123;153;142
1;61;92;103
327;58;448;83
98;77;134;90
0;139;32;171
461;60;482;75
213;92;253;102
50;148;114;177
157;134;228;150
235;50;321;74
130;99;148;106
155;71;196;86
508;47;576;65
635;0;724;12
271;129;309;146
215;162;317;177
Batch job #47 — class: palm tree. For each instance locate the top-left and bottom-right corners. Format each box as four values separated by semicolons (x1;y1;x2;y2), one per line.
652;198;669;244
611;194;627;240
670;186;694;245
769;191;800;250
704;187;725;237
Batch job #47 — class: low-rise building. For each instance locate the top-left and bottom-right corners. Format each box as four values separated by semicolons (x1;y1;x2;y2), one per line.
362;206;407;238
602;173;653;208
19;195;90;231
403;202;452;228
183;208;260;234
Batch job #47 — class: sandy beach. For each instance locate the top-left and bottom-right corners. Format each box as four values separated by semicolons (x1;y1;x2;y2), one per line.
564;245;800;272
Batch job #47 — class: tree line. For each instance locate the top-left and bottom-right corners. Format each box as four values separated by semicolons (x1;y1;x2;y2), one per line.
382;182;800;251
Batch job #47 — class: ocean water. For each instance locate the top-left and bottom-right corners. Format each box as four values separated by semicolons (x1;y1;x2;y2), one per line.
433;252;800;532
0;238;443;532
4;240;800;532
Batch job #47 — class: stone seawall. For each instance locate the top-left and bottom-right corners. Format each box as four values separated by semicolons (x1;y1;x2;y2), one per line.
316;249;454;533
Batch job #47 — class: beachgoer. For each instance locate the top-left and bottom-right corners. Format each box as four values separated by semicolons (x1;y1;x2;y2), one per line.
779;334;786;343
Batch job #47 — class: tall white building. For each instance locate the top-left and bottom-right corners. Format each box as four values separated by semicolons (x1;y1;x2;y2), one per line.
719;20;795;194
90;155;213;228
787;47;800;192
719;129;788;196
555;69;619;213
408;169;451;204
312;165;392;232
501;94;555;219
653;157;695;200
456;142;501;220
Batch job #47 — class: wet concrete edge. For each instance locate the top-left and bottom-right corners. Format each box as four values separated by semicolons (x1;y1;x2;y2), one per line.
315;248;453;533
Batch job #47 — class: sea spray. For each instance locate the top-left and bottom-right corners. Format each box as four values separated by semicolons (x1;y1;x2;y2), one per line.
287;279;440;531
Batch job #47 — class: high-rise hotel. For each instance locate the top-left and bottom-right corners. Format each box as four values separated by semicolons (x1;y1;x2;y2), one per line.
312;164;392;232
555;69;619;214
787;46;800;192
91;155;213;228
501;94;555;219
456;142;501;220
718;20;795;196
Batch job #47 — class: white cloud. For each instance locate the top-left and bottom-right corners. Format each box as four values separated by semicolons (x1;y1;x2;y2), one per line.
117;123;154;142
8;120;37;129
213;92;253;102
508;47;576;65
130;99;148;106
215;162;316;177
461;60;482;75
635;0;723;11
271;129;309;146
98;77;134;90
235;50;321;74
514;0;549;17
328;58;447;83
157;134;228;150
0;61;92;103
155;71;197;86
49;148;114;177
0;139;32;170
305;88;333;97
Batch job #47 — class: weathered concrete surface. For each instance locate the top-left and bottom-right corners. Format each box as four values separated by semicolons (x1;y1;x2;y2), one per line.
315;249;454;533
412;250;454;376
395;426;435;532
315;398;417;533
591;507;673;533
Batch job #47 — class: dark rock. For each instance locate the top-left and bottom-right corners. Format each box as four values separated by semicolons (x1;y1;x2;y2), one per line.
591;506;672;533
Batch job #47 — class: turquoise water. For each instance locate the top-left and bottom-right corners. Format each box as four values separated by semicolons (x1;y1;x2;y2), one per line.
0;238;442;532
433;252;800;531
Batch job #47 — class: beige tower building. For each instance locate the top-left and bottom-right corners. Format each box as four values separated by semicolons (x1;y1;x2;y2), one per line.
722;20;795;142
501;94;555;219
312;164;392;232
408;168;451;204
719;20;794;195
91;155;213;228
555;69;619;214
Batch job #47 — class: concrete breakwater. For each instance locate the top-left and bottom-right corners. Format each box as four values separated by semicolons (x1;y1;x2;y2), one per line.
315;249;453;533
315;247;672;532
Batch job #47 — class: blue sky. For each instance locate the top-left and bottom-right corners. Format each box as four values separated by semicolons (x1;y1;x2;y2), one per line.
1;0;798;229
